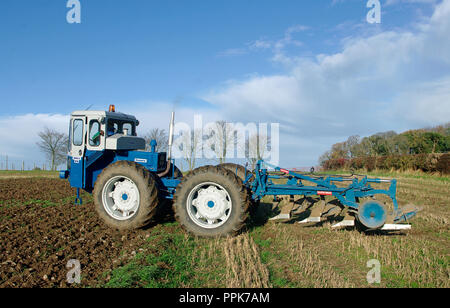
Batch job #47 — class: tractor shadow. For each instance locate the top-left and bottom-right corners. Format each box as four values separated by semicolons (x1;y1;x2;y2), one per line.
142;200;177;230
248;202;274;229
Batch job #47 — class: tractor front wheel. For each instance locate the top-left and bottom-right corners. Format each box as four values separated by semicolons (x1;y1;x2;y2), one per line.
173;166;250;237
93;161;159;230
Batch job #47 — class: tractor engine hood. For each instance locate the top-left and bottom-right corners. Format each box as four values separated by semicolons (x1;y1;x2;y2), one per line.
105;134;146;151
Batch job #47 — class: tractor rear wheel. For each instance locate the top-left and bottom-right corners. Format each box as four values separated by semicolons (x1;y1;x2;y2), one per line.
93;161;159;230
218;163;254;184
218;163;259;216
173;165;250;237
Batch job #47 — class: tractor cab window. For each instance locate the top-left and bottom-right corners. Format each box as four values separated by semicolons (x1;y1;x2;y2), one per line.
73;119;84;146
107;120;119;136
89;120;101;146
107;119;135;136
68;120;73;151
123;123;133;136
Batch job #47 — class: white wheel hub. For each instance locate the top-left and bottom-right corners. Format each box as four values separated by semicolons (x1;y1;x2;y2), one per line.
102;176;140;221
187;182;232;229
194;186;230;221
112;180;139;212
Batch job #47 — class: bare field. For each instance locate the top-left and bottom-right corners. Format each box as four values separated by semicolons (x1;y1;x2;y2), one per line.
0;170;58;179
0;174;448;288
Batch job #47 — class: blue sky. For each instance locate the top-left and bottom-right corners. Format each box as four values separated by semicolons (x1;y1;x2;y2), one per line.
0;0;449;169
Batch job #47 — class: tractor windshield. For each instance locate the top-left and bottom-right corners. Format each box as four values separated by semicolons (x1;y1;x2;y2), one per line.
107;119;136;137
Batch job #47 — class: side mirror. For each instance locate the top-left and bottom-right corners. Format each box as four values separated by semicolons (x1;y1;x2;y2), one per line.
136;120;140;127
100;117;106;124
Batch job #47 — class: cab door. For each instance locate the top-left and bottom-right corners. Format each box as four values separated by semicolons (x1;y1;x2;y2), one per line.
69;117;86;188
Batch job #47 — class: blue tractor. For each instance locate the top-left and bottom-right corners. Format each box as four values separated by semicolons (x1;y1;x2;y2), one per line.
60;106;252;237
60;105;418;237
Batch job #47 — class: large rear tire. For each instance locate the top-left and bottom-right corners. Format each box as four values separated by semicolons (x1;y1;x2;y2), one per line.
93;161;159;230
173;165;250;237
219;163;259;217
219;163;254;184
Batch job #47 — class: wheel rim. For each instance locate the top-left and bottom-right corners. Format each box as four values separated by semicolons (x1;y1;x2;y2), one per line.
187;182;232;229
102;176;140;221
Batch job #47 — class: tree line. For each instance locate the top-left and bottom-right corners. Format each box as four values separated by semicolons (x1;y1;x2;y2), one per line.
319;123;450;174
320;123;450;165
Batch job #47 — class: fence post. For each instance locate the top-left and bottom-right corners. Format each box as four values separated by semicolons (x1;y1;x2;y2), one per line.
22;161;24;171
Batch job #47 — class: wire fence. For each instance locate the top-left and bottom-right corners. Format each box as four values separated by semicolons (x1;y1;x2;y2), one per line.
0;155;56;171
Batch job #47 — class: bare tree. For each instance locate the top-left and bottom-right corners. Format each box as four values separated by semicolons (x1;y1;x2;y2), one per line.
36;127;68;171
319;150;332;167
345;135;360;158
245;133;271;169
176;128;202;171
143;128;168;152
205;121;235;164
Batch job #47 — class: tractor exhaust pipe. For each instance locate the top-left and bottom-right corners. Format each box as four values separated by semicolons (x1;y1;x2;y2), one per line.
167;111;175;161
158;111;175;177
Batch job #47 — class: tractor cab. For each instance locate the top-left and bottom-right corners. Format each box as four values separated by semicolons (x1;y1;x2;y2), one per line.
69;105;145;156
61;105;169;194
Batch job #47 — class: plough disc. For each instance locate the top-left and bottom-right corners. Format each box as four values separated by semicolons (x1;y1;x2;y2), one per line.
357;200;387;229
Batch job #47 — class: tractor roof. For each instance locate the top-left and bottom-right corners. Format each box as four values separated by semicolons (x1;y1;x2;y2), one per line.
71;110;138;121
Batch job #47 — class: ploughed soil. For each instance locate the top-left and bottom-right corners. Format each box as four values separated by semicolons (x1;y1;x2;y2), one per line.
0;178;161;288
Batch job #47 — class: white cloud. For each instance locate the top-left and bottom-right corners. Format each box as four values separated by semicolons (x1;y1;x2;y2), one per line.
204;0;450;166
0;113;69;166
218;24;309;61
123;101;222;134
